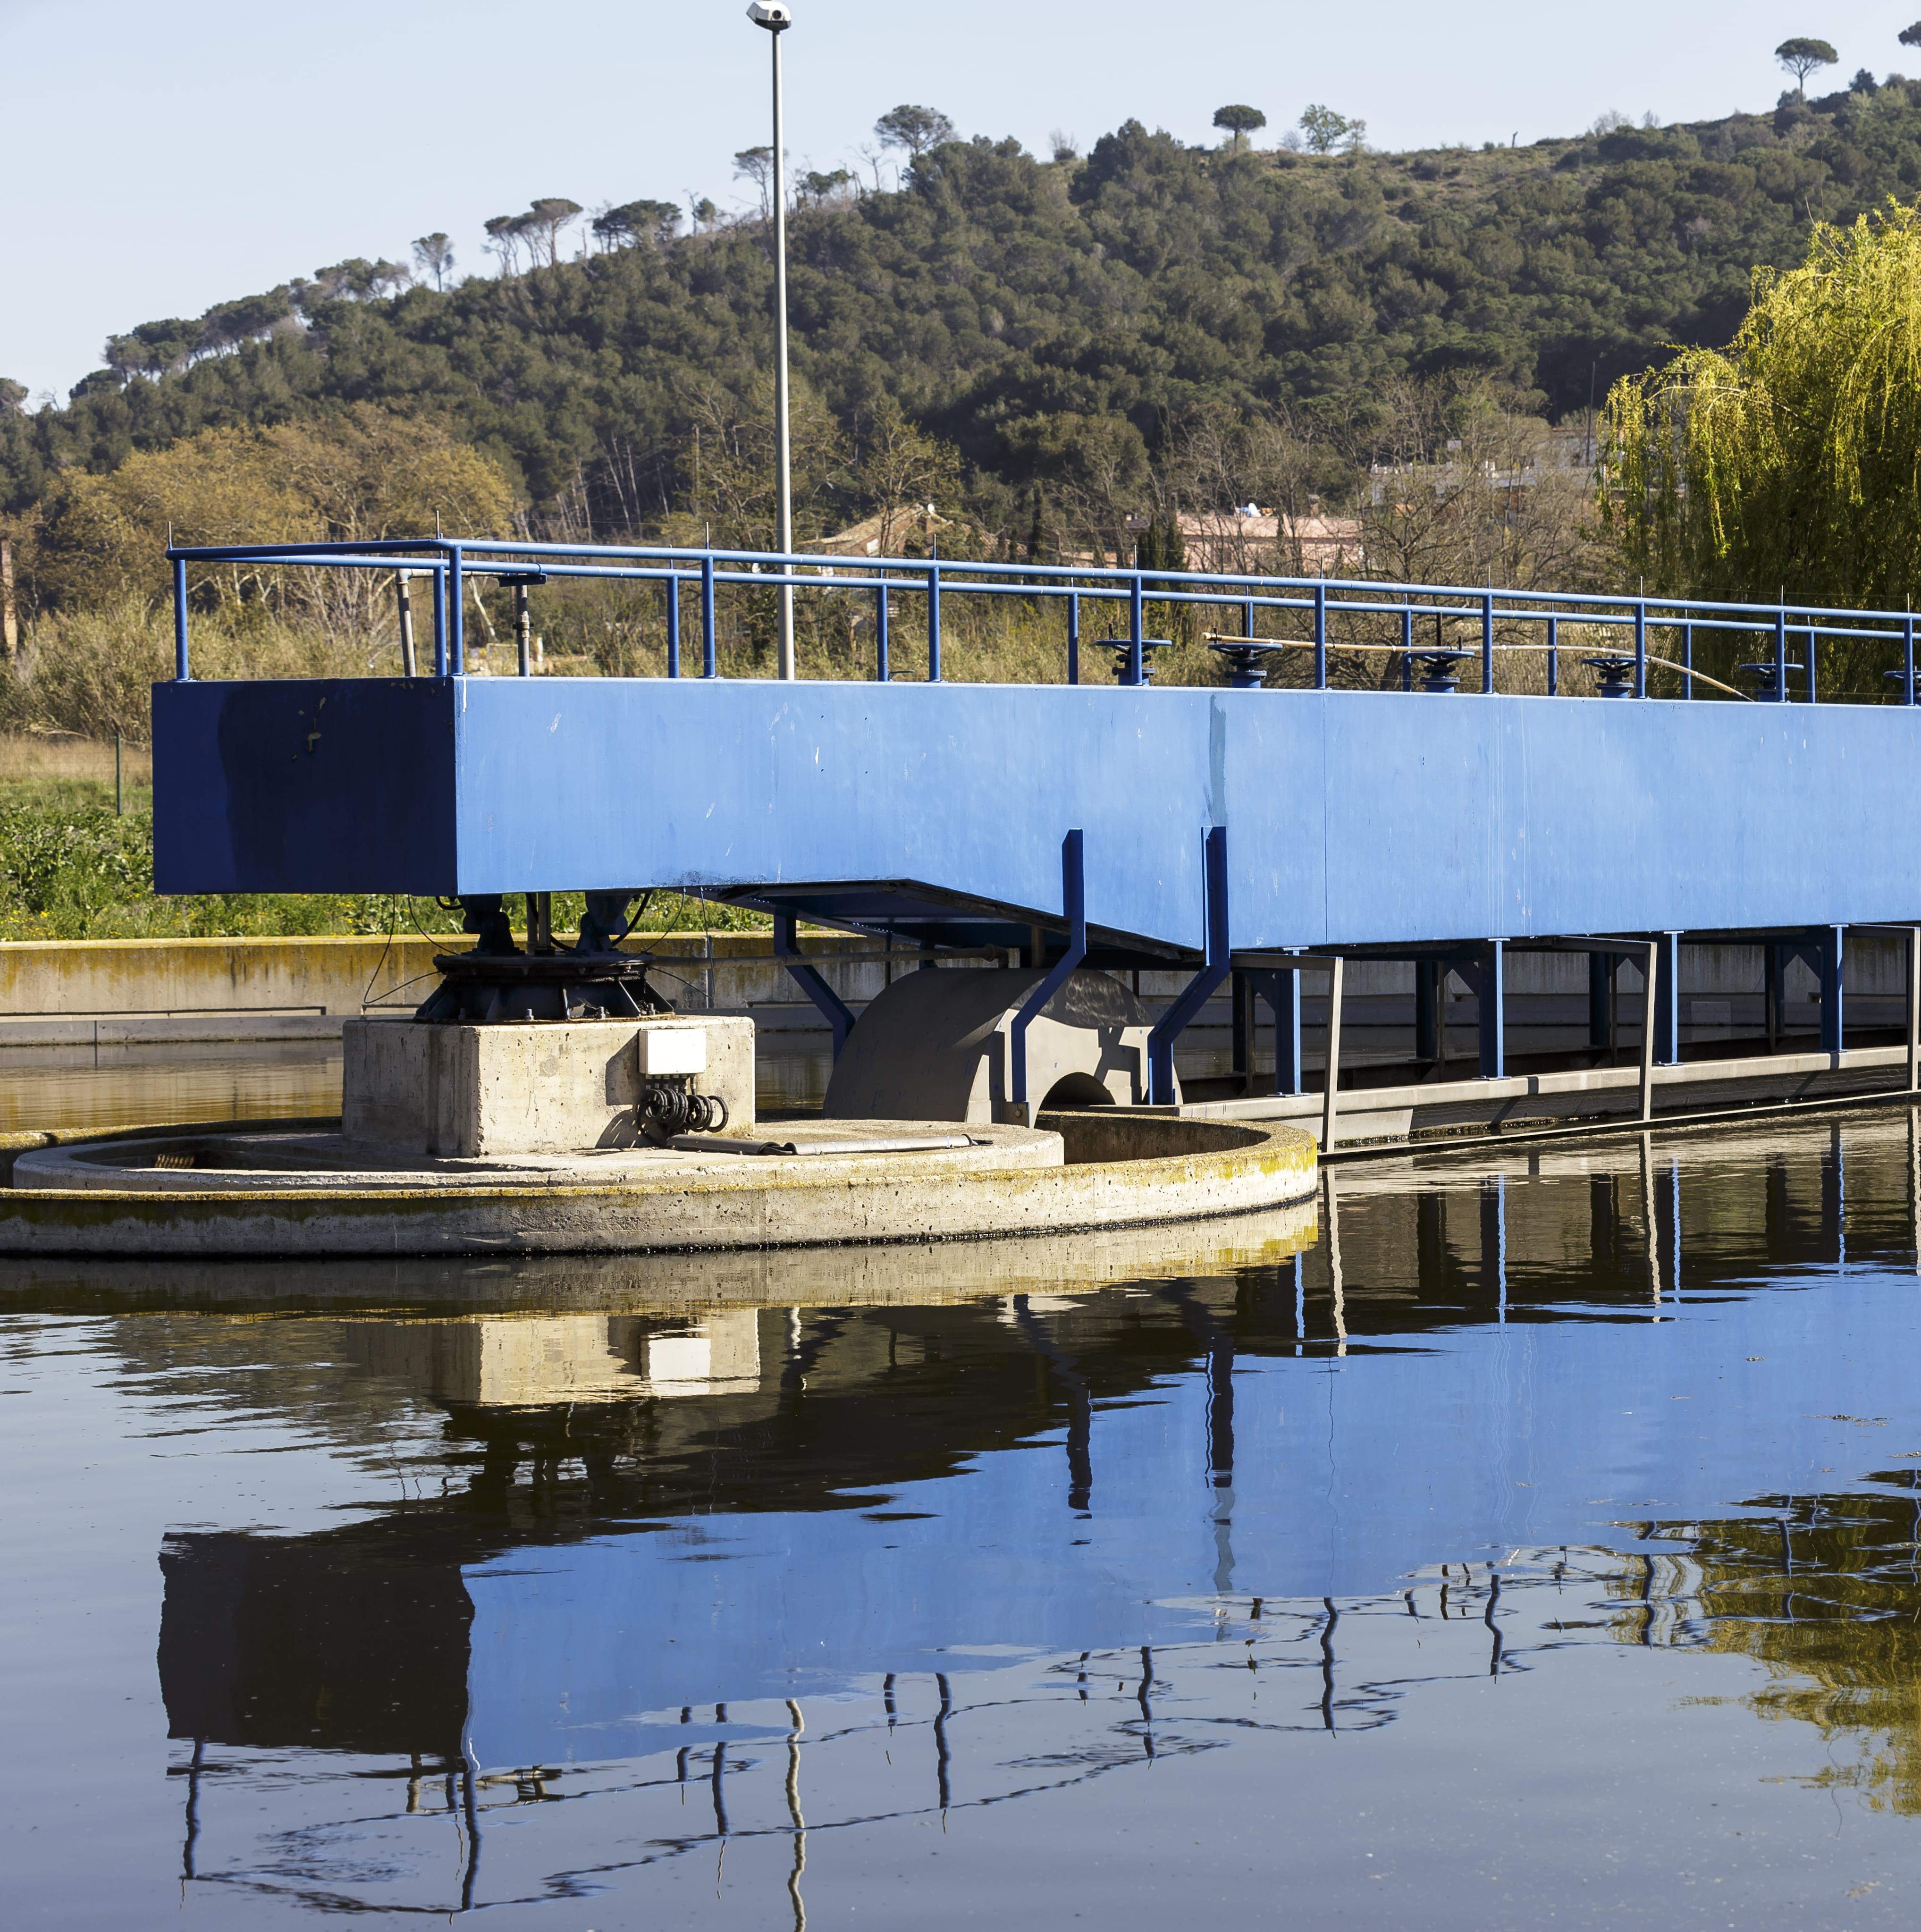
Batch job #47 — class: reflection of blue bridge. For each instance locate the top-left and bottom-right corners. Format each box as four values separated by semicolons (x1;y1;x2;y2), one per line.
155;539;1921;1105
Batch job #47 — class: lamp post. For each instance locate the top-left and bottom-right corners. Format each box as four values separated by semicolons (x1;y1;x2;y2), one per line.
748;1;796;679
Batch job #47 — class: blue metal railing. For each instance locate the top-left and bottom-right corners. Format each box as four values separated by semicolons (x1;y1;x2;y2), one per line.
163;536;1921;704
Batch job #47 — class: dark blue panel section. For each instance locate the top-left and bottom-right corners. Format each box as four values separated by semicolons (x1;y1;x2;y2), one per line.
152;679;458;895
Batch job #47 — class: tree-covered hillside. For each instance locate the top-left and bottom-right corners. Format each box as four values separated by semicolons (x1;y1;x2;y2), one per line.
9;77;1921;556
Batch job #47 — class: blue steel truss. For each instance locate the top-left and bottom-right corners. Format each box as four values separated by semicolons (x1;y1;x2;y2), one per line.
153;539;1921;1084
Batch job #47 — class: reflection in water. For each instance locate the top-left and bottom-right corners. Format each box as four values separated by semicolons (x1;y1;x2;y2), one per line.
13;1114;1921;1921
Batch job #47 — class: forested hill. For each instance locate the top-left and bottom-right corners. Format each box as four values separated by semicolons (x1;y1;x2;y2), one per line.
9;78;1921;542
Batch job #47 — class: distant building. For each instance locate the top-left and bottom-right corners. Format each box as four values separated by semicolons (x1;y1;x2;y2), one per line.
1125;506;1365;576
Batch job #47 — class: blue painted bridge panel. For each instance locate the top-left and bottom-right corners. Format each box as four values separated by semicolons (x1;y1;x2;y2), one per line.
152;676;1921;948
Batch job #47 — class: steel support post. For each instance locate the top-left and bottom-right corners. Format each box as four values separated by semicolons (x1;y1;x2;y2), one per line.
431;565;448;676
396;572;417;677
773;912;856;1059
1314;582;1328;689
1009;830;1087;1114
1766;941;1784;1049
1067;591;1079;685
1265;967;1303;1096
1639;939;1659;1122
927;557;942;681
1681;622;1692;697
1477;940;1504;1080
1654;932;1682;1066
1774;605;1787;700
1415;958;1440;1062
1588;951;1616;1050
1546;616;1559;696
1633;600;1647;699
666;575;680;678
701;552;718;677
1907;615;1917;706
1402;607;1415;692
171;556;190;679
448;545;465;675
1820;925;1845;1055
1808;628;1818;703
1322;957;1345;1152
876;583;890;682
1481;590;1494;694
1146;827;1230;1105
1231;972;1254;1093
1129;574;1145;687
1908;927;1920;1092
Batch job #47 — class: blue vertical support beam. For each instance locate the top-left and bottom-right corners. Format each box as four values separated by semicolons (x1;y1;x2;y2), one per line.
1415;957;1440;1061
666;574;681;678
1481;590;1494;694
1820;925;1845;1055
1009;830;1088;1113
773;911;856;1060
1633;599;1647;699
1807;627;1818;703
1682;622;1693;698
1546;616;1559;697
171;556;190;680
1067;591;1079;686
1774;604;1787;700
701;552;718;677
447;544;465;675
1401;607;1415;692
1654;931;1682;1065
1146;826;1230;1105
876;582;890;682
927;553;942;682
1588;951;1616;1050
1265;966;1303;1096
1477;940;1504;1079
430;563;448;677
1129;573;1145;687
1314;581;1328;690
1906;614;1916;706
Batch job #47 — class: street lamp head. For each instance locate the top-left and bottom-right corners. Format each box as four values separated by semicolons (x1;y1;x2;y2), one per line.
747;2;792;29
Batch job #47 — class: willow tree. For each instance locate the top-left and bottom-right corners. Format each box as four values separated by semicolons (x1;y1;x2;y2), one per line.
1604;201;1921;616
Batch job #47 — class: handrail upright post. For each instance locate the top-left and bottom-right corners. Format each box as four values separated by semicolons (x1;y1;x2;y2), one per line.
1547;615;1559;696
448;545;465;675
1807;626;1817;703
1401;606;1413;692
1129;573;1144;687
1633;599;1646;699
431;565;448;676
1908;615;1916;706
1314;581;1327;690
876;582;891;681
171;556;190;681
1775;605;1787;701
927;557;941;682
666;574;681;678
1481;590;1494;694
1682;621;1693;699
1067;590;1079;685
701;551;718;678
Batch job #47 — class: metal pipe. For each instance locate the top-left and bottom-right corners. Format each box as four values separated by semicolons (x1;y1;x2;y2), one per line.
431;566;448;676
1314;580;1327;689
768;17;795;680
666;574;681;678
1634;599;1646;699
1401;606;1414;692
1807;626;1818;704
1775;604;1787;701
172;556;190;680
1681;620;1692;699
876;582;890;681
1481;590;1494;694
515;582;533;677
702;550;718;677
1908;614;1916;706
1067;590;1079;685
1547;615;1559;696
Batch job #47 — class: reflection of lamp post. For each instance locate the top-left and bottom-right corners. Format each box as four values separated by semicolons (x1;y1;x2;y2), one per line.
748;2;797;680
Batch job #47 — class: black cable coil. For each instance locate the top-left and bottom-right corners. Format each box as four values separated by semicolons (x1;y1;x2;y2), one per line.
639;1078;730;1138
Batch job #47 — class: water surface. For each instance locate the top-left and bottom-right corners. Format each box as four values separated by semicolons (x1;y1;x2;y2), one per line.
7;1116;1921;1925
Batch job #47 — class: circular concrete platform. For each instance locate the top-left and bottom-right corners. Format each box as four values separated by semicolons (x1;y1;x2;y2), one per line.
0;1112;1316;1258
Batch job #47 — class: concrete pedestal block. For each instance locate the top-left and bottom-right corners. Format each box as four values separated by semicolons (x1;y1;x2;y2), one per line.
343;1015;754;1156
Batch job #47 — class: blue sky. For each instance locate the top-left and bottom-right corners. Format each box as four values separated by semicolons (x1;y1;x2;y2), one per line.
3;0;1913;401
